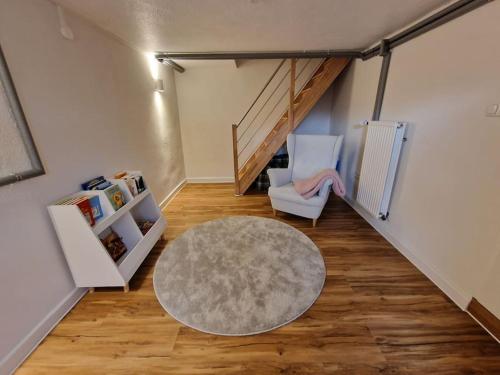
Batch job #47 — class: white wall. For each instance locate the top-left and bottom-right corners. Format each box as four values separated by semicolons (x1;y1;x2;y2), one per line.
294;86;335;135
331;1;500;313
175;60;339;181
330;58;382;196
175;60;280;181
0;0;185;372
476;247;500;317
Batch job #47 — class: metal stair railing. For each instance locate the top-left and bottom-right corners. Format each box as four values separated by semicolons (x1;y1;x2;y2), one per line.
232;58;324;194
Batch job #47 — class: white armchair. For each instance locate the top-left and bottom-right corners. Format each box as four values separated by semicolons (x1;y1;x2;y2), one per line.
267;134;344;226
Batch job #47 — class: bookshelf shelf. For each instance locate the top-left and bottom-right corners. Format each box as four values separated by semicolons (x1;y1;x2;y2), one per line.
48;171;166;291
92;189;150;234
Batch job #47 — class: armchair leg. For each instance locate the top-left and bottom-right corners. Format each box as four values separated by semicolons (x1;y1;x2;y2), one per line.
273;209;277;216
312;219;317;227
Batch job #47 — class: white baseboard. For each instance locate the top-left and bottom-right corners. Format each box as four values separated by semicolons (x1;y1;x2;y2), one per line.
158;179;187;209
186;177;235;183
1;287;88;375
343;197;471;310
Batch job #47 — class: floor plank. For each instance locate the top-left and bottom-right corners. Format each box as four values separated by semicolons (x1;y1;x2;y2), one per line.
17;183;500;374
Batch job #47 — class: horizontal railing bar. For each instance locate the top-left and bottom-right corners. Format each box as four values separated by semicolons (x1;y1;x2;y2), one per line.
236;59;286;129
237;76;291;159
292;58;316;94
237;62;290;141
155;50;363;60
237;58;322;161
238;59;311;150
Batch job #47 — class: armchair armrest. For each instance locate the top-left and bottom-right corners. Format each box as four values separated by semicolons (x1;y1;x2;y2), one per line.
267;168;292;188
318;179;333;198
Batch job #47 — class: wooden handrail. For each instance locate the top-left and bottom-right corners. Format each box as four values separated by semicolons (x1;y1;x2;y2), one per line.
289;59;296;131
232;124;240;195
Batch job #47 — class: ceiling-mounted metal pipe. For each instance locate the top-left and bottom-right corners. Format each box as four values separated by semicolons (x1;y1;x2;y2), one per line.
362;0;492;59
155;50;363;61
372;52;392;121
154;0;492;65
160;58;185;73
390;0;491;49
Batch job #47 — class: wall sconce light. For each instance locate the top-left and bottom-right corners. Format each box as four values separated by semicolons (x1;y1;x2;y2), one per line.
57;5;74;40
154;79;164;92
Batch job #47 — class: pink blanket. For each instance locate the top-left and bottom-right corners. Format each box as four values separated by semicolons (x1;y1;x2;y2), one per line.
294;169;346;199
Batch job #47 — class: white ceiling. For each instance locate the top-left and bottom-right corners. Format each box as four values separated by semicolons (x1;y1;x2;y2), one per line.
54;0;451;53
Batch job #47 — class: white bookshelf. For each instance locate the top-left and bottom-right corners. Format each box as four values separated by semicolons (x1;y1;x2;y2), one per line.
48;171;167;292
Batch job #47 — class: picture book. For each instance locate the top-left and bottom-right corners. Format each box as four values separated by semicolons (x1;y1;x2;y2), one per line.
125;176;139;196
81;176;106;190
104;184;126;211
88;195;103;221
74;197;95;226
112;171;143;197
81;176;113;191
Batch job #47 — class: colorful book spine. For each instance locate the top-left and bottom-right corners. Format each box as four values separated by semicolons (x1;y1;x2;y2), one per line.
57;196;95;226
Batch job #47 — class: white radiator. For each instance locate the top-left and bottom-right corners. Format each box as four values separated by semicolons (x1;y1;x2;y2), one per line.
357;120;407;220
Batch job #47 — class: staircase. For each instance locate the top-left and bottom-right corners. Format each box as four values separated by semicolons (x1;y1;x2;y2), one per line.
232;57;350;195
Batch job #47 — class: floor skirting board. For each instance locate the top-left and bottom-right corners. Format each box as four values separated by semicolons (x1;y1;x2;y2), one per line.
186;177;235;183
343;197;471;311
159;179;187;209
0;287;88;375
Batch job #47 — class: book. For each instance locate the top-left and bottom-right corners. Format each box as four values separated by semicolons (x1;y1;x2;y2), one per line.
54;196;77;205
125;176;139;196
113;172;139;197
129;174;146;193
114;171;128;179
74;197;95;226
81;176;112;191
136;220;154;235
100;230;126;261
81;176;105;190
57;196;95;226
104;184;125;211
88;195;103;221
93;181;112;190
136;175;146;193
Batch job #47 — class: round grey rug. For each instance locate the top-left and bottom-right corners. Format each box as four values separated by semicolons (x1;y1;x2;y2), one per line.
153;216;325;336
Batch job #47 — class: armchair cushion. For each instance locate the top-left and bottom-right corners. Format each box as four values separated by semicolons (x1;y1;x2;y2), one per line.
269;183;325;207
267;168;292;188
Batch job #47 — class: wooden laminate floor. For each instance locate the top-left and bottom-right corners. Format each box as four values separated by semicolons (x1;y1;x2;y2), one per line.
18;184;500;374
